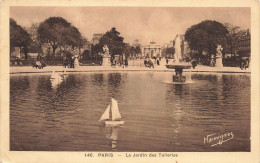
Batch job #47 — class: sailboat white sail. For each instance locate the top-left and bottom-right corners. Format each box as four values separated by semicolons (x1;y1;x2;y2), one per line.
111;98;121;121
99;105;110;121
99;98;125;126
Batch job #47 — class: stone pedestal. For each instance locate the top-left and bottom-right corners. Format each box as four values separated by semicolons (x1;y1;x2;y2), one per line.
102;56;111;66
74;58;79;68
173;68;186;82
215;56;223;68
160;59;167;67
102;45;111;66
165;65;191;83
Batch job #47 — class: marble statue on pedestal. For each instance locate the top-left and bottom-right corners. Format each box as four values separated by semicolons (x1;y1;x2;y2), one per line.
216;44;223;58
215;44;223;68
102;45;111;66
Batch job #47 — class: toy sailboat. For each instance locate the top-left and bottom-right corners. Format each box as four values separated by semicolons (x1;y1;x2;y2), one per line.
99;98;125;126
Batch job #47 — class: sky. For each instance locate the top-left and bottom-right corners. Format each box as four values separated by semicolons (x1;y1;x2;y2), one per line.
10;7;250;45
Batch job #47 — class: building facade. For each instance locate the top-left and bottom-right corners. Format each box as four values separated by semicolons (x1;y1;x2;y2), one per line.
92;33;103;45
236;29;250;58
142;41;161;58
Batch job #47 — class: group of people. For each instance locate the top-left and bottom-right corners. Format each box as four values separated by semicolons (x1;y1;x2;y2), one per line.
110;58;128;68
32;60;46;69
64;57;75;68
63;52;80;69
32;54;46;69
31;51;250;70
208;57;250;70
144;58;163;68
240;57;249;70
144;59;154;68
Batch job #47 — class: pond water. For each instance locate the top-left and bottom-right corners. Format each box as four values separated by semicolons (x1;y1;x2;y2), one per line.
10;72;250;151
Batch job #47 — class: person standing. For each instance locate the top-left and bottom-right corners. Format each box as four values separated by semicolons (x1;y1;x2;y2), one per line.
125;59;128;67
191;59;197;69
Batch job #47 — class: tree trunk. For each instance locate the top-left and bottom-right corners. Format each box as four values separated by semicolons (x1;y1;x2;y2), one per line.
52;45;57;56
78;46;81;59
19;47;22;58
24;47;28;60
230;41;233;57
39;45;43;55
18;46;24;60
59;46;62;58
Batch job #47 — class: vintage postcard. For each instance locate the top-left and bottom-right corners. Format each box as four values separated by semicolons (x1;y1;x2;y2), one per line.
0;0;259;163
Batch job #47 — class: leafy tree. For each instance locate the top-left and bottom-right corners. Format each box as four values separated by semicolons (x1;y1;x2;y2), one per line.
123;44;131;59
27;23;43;54
166;47;175;56
185;20;228;57
91;44;101;58
130;46;135;56
134;46;141;56
37;17;83;56
78;37;88;58
65;26;82;49
81;50;90;59
96;27;126;57
224;23;247;56
125;45;141;57
10;18;32;59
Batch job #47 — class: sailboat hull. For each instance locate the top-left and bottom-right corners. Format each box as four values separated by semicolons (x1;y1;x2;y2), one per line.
105;121;125;126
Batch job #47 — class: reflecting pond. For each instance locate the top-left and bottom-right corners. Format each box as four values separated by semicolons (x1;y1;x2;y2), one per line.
10;72;250;151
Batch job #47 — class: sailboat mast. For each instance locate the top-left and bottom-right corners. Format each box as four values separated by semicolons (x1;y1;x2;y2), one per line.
109;104;112;120
111;98;121;121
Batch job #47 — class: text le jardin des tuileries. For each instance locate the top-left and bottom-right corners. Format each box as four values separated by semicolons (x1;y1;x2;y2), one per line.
85;152;178;158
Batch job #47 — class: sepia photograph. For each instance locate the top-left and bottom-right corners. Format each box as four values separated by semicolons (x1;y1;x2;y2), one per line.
1;1;260;162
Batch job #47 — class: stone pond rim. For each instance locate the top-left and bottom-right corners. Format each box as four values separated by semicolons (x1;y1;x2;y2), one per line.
165;64;192;69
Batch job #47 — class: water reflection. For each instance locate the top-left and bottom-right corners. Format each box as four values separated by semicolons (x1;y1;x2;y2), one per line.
91;73;104;86
105;126;120;150
165;83;192;147
63;73;69;81
10;72;251;151
108;73;122;88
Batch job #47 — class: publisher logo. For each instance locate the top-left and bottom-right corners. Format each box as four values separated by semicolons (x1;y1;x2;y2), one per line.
204;132;234;147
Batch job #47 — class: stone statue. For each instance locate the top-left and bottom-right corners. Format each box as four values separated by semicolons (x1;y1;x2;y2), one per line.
215;44;223;68
216;44;223;58
102;45;111;66
103;45;109;56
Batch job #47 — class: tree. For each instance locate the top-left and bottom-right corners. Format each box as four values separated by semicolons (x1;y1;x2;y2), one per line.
27;23;43;54
78;37;88;58
224;23;247;56
123;44;131;59
130;46;135;56
166;47;175;56
96;27;126;57
10;18;32;59
37;17;83;56
81;50;90;59
185;20;228;58
91;44;102;58
134;45;141;56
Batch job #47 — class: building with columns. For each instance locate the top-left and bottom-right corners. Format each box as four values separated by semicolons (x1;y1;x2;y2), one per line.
236;29;250;58
142;41;161;58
